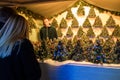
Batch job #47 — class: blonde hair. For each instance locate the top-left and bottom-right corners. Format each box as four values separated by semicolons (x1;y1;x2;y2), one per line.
0;15;29;58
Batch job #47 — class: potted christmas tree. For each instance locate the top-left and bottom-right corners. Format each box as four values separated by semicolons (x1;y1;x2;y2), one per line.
99;27;109;38
60;18;68;28
112;25;120;37
77;5;85;16
62;36;68;45
86;27;95;38
51;18;58;28
57;27;63;37
103;36;115;63
77;26;84;38
66;9;74;19
71;17;79;28
88;7;96;18
72;35;78;45
83;18;91;28
105;16;116;28
80;34;90;49
93;16;103;28
66;27;73;37
103;36;114;53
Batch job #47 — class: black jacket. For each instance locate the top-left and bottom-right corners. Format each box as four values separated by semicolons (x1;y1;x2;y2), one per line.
40;26;57;40
0;39;41;80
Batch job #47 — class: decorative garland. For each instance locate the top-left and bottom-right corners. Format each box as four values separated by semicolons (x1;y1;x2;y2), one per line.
16;7;41;19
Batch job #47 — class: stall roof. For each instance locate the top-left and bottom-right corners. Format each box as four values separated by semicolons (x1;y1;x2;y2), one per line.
84;0;120;12
0;0;120;16
0;0;78;16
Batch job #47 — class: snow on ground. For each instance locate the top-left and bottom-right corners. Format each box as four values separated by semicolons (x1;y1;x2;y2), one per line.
43;59;120;68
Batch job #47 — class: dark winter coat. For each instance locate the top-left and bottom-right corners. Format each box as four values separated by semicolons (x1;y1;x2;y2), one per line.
0;39;41;80
40;26;57;40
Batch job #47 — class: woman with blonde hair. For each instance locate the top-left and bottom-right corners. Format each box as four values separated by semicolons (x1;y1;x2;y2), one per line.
0;7;41;80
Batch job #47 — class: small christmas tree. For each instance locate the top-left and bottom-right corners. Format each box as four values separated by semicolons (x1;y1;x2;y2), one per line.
57;27;63;37
60;18;67;28
66;9;74;19
62;36;68;45
83;18;91;28
86;27;95;38
77;26;84;38
51;18;58;28
95;38;104;46
77;5;85;16
103;36;114;53
88;7;96;18
66;39;73;53
103;36;115;63
112;25;120;37
80;34;90;49
66;27;73;37
71;17;79;28
93;16;103;28
72;35;78;45
105;16;116;28
99;27;109;38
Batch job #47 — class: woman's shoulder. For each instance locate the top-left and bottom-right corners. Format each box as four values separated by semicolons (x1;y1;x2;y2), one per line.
20;38;33;47
21;38;31;43
15;38;31;45
13;38;32;50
